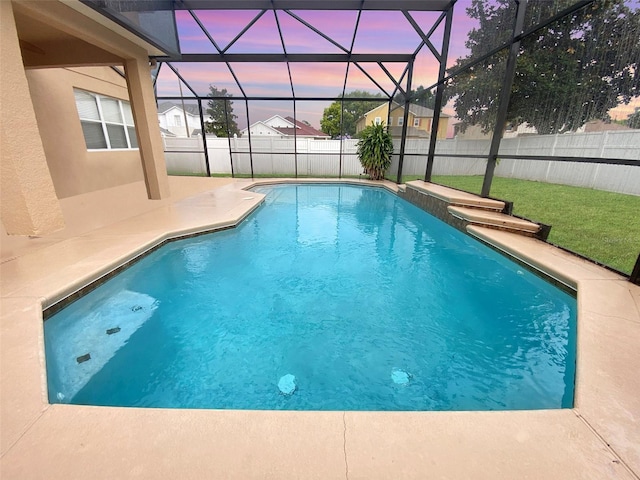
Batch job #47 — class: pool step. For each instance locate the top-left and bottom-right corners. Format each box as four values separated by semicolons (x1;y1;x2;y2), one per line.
405;181;505;211
448;206;541;235
399;181;546;239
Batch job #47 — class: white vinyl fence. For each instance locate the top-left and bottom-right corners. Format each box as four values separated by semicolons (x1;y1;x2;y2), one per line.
163;130;640;195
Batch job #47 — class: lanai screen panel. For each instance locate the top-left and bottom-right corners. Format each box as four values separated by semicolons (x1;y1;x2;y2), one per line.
118;1;455;98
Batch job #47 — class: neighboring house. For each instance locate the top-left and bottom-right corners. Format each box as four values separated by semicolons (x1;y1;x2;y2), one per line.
157;101;201;137
241;115;329;139
503;122;538;138
453;123;490;140
580;119;632;133
356;102;449;139
455;122;537;139
455;119;631;139
159;126;176;137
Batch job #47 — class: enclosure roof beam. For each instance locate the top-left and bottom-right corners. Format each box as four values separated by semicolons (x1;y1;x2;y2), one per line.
176;53;413;63
177;0;454;11
82;0;453;11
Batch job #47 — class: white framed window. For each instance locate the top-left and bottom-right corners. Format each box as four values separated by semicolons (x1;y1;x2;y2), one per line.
374;116;382;125
413;117;421;127
74;89;138;150
397;117;404;127
174;115;182;126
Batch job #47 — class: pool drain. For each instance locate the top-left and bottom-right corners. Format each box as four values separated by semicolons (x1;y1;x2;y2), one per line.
391;368;411;385
278;374;297;395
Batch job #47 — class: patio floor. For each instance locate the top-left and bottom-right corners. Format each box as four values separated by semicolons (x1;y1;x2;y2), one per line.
1;177;638;479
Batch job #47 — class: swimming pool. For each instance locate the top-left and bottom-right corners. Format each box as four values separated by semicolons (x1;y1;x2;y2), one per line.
44;184;576;411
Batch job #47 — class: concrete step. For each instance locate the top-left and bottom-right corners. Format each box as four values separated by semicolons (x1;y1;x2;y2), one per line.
447;206;540;235
405;181;504;211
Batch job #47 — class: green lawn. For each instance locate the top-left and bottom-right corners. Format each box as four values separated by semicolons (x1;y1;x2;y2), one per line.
429;175;640;275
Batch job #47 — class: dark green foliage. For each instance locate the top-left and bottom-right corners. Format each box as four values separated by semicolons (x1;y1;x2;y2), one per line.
205;85;239;137
447;0;640;134
356;122;394;180
394;86;436;109
320;91;386;138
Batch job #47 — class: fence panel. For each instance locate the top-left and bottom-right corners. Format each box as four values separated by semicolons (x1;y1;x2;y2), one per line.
163;136;207;175
163;132;639;194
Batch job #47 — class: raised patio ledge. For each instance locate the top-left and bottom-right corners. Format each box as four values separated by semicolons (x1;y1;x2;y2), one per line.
405;180;506;211
448;205;541;235
1;178;638;479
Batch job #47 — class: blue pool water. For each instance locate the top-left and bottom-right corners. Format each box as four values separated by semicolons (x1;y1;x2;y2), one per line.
44;184;576;411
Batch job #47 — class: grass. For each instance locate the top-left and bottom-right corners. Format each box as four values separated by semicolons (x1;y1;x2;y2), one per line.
429;175;640;275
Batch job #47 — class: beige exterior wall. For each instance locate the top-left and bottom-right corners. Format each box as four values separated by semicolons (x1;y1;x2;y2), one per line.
0;0;170;239
0;0;65;235
26;67;145;199
357;103;449;139
1;0;171;236
124;56;170;200
357;104;390;132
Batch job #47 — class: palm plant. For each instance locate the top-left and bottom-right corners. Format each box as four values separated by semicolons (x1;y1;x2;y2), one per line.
356;122;394;180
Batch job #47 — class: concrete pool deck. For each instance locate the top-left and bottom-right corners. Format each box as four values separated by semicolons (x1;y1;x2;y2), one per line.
1;177;638;479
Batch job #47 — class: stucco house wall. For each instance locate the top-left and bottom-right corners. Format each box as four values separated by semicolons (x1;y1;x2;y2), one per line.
357;103;449;139
359;103;390;130
26;66;144;199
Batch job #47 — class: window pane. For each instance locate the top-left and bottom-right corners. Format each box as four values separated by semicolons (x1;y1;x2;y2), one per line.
74;90;100;121
106;124;127;148
122;102;134;126
101;97;123;124
127;127;138;148
81;121;107;149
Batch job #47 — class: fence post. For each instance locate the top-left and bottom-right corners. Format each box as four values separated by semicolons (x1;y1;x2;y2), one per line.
631;253;640;285
481;0;528;197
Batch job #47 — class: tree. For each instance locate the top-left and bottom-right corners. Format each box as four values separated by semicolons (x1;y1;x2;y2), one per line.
320;91;385;138
628;108;640;129
394;85;436;109
447;0;640;135
205;85;239;137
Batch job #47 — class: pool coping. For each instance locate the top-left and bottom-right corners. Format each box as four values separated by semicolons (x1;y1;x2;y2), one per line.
1;178;639;479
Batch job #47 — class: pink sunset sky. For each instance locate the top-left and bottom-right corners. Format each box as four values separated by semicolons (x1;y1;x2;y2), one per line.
155;1;639;131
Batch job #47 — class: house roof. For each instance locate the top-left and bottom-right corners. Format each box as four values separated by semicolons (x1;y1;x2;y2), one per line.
157;101;200;116
407;103;439;118
242;116;329;137
159;126;176;137
275;117;329;137
240;121;283;135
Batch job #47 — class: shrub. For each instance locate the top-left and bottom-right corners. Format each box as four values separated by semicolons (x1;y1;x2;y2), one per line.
356;122;394;180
